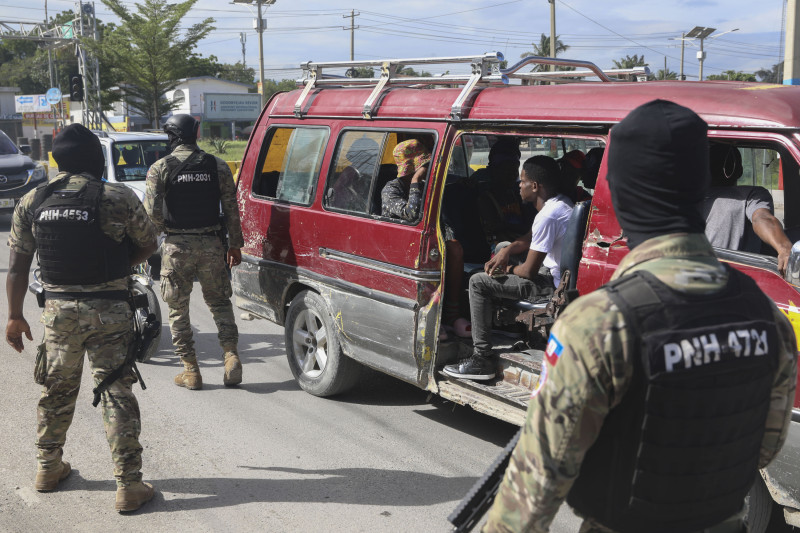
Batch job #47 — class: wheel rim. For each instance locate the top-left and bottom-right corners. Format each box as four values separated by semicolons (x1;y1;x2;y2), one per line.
290;308;328;379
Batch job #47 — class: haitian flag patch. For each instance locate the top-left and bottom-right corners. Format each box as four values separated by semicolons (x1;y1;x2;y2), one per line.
545;333;564;367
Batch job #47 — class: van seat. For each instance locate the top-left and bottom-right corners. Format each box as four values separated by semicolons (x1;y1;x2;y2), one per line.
371;163;398;215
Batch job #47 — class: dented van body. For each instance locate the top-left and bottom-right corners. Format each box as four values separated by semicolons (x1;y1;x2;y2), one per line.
233;54;800;529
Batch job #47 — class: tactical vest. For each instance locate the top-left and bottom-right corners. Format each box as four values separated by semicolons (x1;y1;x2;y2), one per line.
163;150;221;229
566;268;779;533
32;175;130;285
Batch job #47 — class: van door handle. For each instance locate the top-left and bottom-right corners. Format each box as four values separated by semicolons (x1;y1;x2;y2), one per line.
429;249;441;262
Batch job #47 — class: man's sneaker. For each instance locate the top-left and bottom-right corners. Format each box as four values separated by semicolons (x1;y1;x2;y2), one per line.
443;355;495;380
35;460;71;492
115;481;155;513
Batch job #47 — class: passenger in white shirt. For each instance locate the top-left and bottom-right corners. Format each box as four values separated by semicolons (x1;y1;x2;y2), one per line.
444;155;574;381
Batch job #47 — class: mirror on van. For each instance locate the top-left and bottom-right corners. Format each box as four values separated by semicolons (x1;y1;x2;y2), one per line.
787;240;800;284
19;144;32;155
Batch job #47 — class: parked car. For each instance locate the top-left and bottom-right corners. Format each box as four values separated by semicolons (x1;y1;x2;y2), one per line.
232;53;800;531
0;129;47;213
95;131;169;273
94;131;169;202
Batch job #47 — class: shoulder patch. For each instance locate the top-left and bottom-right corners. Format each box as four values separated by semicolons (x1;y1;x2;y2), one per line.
545;333;564;367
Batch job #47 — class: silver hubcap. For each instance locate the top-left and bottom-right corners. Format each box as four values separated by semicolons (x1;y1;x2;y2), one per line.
291;308;328;379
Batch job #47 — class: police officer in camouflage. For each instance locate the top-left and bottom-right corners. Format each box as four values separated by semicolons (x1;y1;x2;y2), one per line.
485;100;798;533
5;124;158;511
145;114;244;390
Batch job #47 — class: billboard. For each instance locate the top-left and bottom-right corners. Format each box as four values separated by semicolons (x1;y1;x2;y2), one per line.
203;93;261;120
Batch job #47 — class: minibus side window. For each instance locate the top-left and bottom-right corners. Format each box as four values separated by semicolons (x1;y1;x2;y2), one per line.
251;127;329;205
324;131;384;214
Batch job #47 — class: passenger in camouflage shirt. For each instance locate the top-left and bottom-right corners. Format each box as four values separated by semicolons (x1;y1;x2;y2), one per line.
485;101;797;532
381;138;430;221
5;124;158;511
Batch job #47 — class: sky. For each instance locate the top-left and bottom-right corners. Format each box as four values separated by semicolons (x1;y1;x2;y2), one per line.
1;0;788;81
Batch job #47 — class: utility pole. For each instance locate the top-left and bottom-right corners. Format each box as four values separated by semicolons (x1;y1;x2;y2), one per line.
785;0;800;84
257;1;265;107
680;32;685;80
240;32;246;66
44;0;54;88
548;0;556;72
343;10;359;61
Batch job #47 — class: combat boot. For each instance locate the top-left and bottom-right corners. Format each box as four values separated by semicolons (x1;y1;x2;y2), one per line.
35;460;71;492
115;481;155;513
174;362;202;390
223;351;242;387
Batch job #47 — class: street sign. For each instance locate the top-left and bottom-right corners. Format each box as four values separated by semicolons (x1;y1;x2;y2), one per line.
46;88;62;105
14;94;49;113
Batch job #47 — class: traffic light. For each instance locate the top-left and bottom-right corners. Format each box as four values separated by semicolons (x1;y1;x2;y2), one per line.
70;75;84;102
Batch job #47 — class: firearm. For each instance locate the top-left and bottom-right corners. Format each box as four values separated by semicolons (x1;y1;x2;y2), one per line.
218;213;230;270
448;428;522;533
91;292;157;407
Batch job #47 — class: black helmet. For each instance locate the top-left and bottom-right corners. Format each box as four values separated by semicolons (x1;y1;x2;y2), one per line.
163;114;199;144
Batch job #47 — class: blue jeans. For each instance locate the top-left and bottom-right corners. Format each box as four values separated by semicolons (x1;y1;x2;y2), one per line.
468;269;555;356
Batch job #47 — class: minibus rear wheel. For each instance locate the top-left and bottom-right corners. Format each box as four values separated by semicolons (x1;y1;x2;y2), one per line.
284;290;361;397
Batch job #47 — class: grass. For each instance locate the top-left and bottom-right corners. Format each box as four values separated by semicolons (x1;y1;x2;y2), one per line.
198;139;248;163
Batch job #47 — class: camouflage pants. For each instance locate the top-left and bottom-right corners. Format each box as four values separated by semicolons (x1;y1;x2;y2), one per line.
38;298;143;487
160;234;238;366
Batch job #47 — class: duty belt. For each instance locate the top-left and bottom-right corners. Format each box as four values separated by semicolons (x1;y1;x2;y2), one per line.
44;290;129;301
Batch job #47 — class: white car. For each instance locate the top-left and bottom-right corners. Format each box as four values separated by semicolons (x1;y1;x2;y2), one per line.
95;131;169;202
95;131;169;274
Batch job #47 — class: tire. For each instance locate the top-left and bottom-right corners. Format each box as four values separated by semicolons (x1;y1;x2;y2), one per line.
284;290;361;397
745;475;773;533
131;279;162;363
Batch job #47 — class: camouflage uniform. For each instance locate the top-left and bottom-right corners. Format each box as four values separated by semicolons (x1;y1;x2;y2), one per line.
144;144;244;370
484;233;798;533
7;172;158;487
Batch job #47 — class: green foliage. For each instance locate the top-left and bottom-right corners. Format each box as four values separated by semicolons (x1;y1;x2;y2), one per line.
396;66;433;77
198;139;247;162
184;55;256;85
208;138;228;155
755;62;783;83
706;70;757;82
613;54;647;69
346;66;375;78
87;0;215;127
261;79;297;102
655;68;678;80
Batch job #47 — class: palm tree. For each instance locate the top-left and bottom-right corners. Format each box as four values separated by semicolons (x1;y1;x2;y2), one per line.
655;68;678;80
613;54;647;69
520;33;569;72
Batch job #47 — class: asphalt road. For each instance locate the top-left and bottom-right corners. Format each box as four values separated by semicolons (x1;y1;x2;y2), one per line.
0;213;583;533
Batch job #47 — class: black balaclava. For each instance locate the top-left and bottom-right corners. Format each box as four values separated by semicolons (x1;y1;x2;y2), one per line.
607;99;710;249
52;123;105;179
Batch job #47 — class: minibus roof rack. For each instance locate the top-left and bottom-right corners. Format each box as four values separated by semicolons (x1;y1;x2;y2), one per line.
293;52;650;120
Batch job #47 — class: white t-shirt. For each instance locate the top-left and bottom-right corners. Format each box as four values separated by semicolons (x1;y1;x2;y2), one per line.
529;194;574;287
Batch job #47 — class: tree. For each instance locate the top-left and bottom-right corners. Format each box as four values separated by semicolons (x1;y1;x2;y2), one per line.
755;62;783;83
655;68;678;80
706;70;756;82
184;54;256;86
520;33;569;73
613;54;647;69
87;0;215;127
396;66;432;77
346;66;375;78
261;79;297;102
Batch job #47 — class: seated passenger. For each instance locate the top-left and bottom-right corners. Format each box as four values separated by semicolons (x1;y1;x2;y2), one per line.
331;137;378;212
444;155;574;380
470;138;533;248
381;139;429;221
382;139;465;330
559;149;591;202
702;144;792;276
582;147;604;192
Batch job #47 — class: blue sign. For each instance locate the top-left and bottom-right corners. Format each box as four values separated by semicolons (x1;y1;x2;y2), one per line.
46;88;62;105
